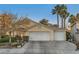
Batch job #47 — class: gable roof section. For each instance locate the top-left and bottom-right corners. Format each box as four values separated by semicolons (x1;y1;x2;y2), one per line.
28;22;65;32
27;22;57;31
28;23;52;31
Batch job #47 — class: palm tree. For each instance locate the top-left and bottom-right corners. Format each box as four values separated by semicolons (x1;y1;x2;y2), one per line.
52;5;61;27
60;10;69;29
59;4;68;28
64;12;69;29
52;4;69;28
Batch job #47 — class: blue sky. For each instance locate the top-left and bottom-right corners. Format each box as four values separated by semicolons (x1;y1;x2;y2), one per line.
0;4;79;24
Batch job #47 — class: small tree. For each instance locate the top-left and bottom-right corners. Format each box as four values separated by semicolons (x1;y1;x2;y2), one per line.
39;19;49;25
0;12;17;46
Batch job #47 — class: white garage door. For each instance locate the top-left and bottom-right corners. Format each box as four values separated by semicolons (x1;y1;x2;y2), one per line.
55;31;65;41
29;32;50;41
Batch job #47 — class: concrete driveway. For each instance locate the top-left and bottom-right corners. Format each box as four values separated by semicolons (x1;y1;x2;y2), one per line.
0;41;78;54
24;41;77;54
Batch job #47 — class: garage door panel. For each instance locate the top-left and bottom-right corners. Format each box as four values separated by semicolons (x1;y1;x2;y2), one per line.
29;32;50;41
55;32;65;41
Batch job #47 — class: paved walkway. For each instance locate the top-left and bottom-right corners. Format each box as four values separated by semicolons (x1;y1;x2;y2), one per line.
0;41;78;54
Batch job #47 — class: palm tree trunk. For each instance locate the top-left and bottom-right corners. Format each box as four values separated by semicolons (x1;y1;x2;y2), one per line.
64;19;65;29
57;14;59;27
61;18;63;28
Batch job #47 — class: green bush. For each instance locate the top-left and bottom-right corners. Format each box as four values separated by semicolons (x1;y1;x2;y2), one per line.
0;36;17;43
0;38;9;43
0;35;29;43
1;35;9;38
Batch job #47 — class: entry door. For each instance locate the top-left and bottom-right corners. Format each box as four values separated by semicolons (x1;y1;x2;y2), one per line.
29;32;50;41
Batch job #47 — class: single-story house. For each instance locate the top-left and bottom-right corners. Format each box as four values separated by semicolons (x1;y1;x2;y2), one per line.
6;18;66;41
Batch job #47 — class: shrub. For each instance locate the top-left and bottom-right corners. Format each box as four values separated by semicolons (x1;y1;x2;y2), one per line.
23;36;29;42
0;36;17;43
11;37;17;42
0;38;9;43
1;35;9;38
66;31;72;41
